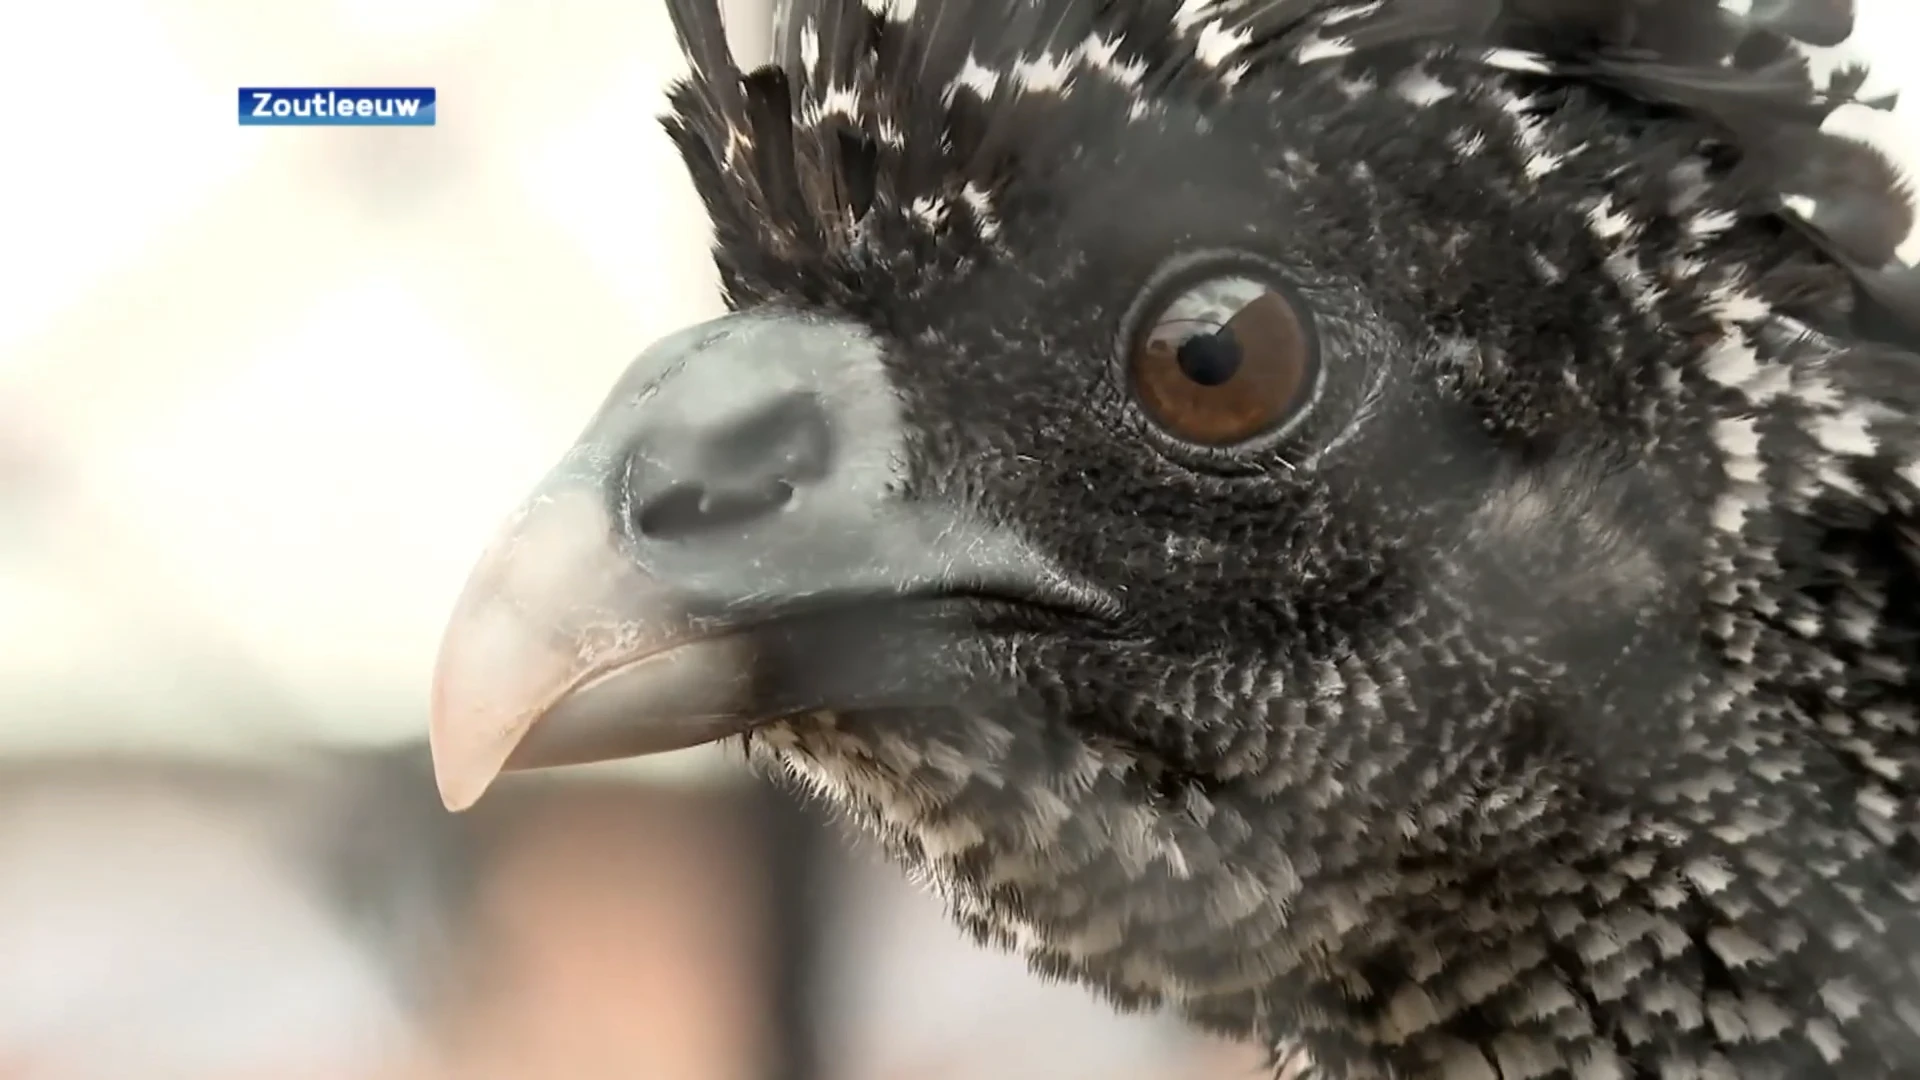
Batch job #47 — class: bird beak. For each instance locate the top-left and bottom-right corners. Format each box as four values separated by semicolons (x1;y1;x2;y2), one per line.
427;488;757;811
428;312;1097;812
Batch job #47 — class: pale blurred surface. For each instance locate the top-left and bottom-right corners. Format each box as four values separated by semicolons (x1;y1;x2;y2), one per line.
0;1;1911;1077
0;0;745;763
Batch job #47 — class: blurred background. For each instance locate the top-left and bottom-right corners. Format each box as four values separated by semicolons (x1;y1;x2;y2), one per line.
0;2;1911;1078
0;1;1265;1077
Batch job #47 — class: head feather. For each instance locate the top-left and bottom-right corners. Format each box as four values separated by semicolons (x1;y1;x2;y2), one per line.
660;0;1918;338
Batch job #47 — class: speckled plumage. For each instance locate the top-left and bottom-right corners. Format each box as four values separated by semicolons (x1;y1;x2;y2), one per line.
655;0;1920;1075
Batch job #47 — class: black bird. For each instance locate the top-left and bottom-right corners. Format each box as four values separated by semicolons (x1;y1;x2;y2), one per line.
426;0;1920;1075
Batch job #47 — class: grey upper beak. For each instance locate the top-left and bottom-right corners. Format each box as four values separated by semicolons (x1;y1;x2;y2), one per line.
427;311;1101;811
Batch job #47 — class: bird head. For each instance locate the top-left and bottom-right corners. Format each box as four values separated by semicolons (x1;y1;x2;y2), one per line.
428;0;1914;1030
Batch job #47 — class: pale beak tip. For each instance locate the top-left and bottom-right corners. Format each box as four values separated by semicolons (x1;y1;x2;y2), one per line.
428;713;506;813
428;662;528;814
432;753;487;810
426;568;568;813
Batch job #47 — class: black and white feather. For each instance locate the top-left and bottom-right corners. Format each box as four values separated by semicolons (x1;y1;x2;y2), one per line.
649;1;1920;1078
666;0;1918;341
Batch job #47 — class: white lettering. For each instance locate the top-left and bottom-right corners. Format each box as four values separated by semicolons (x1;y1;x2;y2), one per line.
244;89;430;123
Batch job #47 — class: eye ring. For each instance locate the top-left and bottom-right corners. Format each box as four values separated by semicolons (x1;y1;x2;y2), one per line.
1121;262;1320;451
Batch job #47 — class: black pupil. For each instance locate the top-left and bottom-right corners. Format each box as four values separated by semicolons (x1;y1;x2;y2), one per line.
1175;330;1242;387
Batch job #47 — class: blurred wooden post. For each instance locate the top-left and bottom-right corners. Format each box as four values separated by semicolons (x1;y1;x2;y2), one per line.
442;780;771;1080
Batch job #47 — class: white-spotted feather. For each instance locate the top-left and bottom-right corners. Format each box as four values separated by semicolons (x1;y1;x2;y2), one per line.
652;0;1920;1074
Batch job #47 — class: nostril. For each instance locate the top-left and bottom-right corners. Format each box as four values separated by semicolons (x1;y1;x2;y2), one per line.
628;391;831;541
635;478;797;541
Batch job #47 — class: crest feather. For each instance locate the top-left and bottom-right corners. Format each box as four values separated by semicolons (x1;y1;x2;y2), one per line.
661;0;1917;338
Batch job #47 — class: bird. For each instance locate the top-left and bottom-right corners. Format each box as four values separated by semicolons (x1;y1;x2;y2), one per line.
424;0;1920;1075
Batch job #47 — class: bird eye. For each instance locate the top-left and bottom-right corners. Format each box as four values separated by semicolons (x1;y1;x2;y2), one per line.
1127;275;1318;448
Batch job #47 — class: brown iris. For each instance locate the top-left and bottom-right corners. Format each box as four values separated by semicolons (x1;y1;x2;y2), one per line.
1128;275;1317;447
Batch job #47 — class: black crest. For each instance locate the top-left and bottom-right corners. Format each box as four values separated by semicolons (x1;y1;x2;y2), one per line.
659;0;1919;337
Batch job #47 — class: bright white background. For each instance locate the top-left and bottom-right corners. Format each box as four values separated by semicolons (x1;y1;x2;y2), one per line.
0;0;764;770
